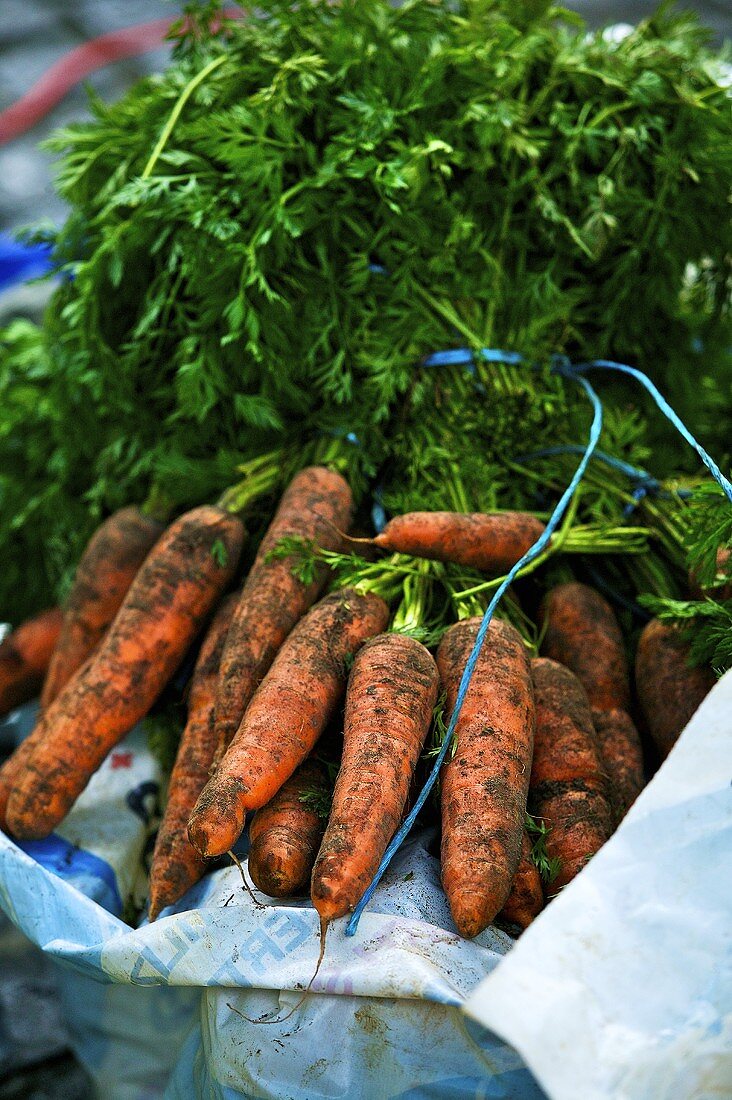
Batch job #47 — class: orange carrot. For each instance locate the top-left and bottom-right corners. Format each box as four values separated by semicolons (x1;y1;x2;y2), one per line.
497;831;544;933
590;707;645;826
148;592;239;921
0;656;92;831
363;511;544;573
438;617;535;939
540;582;630;712
635;619;716;759
5;506;244;840
0;608;62;717
41;507;164;709
213;466;353;763
311;632;439;925
530;658;613;891
188;588;389;859
248;759;330;898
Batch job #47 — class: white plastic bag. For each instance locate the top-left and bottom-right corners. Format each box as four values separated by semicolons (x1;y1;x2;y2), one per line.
1;671;730;1099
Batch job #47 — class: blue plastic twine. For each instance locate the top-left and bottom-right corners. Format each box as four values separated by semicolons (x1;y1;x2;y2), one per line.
345;369;604;936
515;444;693;517
567;360;732;504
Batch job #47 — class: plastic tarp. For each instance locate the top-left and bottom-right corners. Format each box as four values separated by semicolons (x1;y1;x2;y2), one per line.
0;671;730;1098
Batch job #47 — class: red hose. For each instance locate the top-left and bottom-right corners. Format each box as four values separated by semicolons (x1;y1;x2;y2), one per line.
0;10;243;146
0;19;174;145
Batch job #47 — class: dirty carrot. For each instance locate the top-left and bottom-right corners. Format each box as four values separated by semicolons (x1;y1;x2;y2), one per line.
354;511;545;574
41;506;165;709
540;582;630;712
148;592;239;921
248;759;330;898
0;657;91;831
311;632;439;928
188;587;389;859
530;658;613;892
497;831;544;934
438;617;535;939
590;707;645;827
635;618;716;759
5;506;243;840
0;607;62;718
213;466;353;763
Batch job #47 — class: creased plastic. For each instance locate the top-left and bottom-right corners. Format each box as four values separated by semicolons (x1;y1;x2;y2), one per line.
465;669;732;1100
1;669;729;1098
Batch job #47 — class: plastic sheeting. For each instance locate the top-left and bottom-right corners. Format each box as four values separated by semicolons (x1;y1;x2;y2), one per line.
1;671;730;1098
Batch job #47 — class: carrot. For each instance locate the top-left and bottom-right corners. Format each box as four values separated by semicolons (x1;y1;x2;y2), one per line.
5;506;244;840
360;511;544;574
148;592;239;921
438;617;535;939
213;466;353;763
0;656;93;832
0;608;62;717
530;658;613;891
635;618;716;760
188;587;389;859
497;831;544;933
41;507;165;709
590;707;645;826
311;632;439;926
248;759;330;898
540;582;630;712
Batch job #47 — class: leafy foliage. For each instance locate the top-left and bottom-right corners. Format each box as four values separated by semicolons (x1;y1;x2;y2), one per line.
1;0;730;619
638;481;732;674
638;595;732;675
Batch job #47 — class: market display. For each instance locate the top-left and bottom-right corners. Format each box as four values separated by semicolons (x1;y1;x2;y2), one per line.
0;0;730;956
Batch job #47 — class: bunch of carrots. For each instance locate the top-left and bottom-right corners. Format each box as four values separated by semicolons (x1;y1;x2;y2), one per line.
0;463;719;944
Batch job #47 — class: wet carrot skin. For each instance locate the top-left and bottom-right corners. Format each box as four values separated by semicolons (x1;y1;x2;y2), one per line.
497;830;544;933
591;707;645;827
6;506;244;840
248;760;329;898
374;511;545;574
148;592;239;921
41;507;165;709
311;632;439;924
540;582;630;713
530;658;613;892
189;588;389;859
0;608;63;717
438;617;535;940
213;466;353;762
635;619;716;760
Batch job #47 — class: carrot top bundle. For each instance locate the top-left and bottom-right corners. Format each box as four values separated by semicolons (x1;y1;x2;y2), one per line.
5;505;244;840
